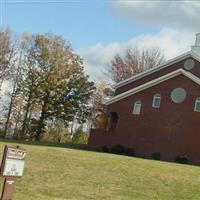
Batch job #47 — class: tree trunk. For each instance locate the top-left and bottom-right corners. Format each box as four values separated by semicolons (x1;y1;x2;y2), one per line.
13;117;20;139
0;79;3;94
36;93;49;141
4;50;22;137
13;97;24;139
21;92;32;139
70;115;75;136
35;104;46;141
27;108;33;133
4;81;18;137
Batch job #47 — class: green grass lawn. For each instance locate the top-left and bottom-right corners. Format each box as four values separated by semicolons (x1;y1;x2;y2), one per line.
0;140;199;200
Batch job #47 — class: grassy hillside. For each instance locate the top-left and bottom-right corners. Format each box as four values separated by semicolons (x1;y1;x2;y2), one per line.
0;140;199;200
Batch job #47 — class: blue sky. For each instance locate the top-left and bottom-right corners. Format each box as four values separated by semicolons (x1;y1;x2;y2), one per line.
2;0;158;48
1;1;200;81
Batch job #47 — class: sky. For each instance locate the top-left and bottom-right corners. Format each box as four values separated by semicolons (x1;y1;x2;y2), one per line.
1;0;200;81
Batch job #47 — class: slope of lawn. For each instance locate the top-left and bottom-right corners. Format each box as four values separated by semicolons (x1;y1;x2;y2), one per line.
0;140;199;200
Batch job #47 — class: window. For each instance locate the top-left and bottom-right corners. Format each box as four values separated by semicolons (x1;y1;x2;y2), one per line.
133;100;142;115
152;94;161;108
194;98;200;112
171;88;186;103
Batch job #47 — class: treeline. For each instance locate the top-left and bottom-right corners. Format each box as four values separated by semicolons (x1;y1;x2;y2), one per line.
0;28;165;143
0;28;95;141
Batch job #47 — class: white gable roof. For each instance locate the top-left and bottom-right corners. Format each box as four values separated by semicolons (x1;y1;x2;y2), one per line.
114;51;200;89
106;68;200;105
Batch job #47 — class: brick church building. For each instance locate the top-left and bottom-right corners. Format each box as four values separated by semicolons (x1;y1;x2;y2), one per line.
88;33;200;165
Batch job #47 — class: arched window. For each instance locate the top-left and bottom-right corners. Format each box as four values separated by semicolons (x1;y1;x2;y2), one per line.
152;94;161;108
194;97;200;112
133;100;142;115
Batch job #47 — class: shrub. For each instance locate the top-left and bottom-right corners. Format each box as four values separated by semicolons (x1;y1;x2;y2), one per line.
95;148;101;152
0;129;4;138
151;152;161;160
110;145;125;155
175;155;189;164
72;127;88;144
13;130;22;140
125;148;136;157
42;120;71;143
42;128;71;143
101;145;110;153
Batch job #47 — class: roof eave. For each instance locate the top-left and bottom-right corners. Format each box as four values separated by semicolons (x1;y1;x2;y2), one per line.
114;51;199;89
106;69;200;105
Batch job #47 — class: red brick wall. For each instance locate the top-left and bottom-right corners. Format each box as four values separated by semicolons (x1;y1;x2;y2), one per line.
115;57;200;95
89;74;200;165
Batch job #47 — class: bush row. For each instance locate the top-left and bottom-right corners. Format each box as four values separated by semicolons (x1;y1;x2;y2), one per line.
150;153;189;164
101;145;136;157
98;145;189;164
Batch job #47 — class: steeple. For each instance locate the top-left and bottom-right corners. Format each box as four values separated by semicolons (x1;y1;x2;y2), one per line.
191;33;200;56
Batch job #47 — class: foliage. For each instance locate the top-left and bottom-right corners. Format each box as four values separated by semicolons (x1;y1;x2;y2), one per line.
42;129;71;143
4;31;25;137
1;30;95;141
111;47;165;83
27;118;43;140
42;120;71;143
72;126;88;144
22;33;95;140
0;27;17;89
125;148;136;157
175;154;189;164
110;144;125;155
90;81;114;129
101;145;110;153
0;129;4;138
151;152;161;160
102;145;136;157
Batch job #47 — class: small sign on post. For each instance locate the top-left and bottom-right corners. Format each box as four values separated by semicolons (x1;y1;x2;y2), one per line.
0;145;26;200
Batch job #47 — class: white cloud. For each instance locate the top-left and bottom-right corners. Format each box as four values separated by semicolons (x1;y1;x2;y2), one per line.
78;43;121;82
79;28;194;82
111;1;200;31
78;1;200;82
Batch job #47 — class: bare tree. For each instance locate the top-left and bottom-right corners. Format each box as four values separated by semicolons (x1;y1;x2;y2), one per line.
0;28;17;91
4;51;22;137
90;81;114;130
111;47;165;83
4;32;30;137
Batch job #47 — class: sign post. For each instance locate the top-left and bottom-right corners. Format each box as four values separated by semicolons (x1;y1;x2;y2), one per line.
0;146;26;200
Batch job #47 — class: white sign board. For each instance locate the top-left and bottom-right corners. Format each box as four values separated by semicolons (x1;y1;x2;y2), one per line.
1;146;26;177
3;159;25;177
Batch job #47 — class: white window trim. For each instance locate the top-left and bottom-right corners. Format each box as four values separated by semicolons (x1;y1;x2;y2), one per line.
194;98;200;112
152;94;161;108
133;101;142;115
